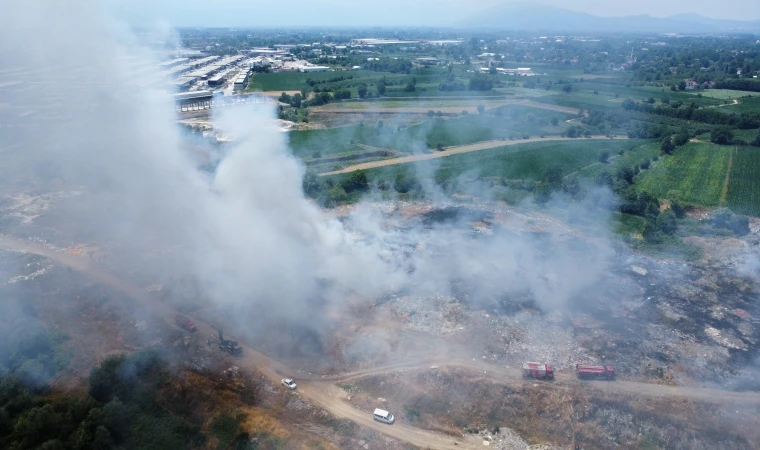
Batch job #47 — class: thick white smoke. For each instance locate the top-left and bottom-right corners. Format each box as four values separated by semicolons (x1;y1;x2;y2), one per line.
0;1;614;338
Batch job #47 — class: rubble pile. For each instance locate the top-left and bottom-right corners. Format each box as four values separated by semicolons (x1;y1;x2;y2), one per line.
476;311;589;370
462;427;561;450
386;293;466;335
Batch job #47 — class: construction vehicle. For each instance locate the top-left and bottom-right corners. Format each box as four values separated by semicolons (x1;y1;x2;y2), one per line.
175;314;197;332
217;329;242;356
522;362;554;380
576;364;615;380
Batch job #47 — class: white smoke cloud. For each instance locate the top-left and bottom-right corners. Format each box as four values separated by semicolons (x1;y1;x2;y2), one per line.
0;1;616;343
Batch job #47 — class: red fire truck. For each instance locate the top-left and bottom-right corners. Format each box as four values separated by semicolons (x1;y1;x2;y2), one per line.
175;314;197;332
576;364;615;380
522;362;554;380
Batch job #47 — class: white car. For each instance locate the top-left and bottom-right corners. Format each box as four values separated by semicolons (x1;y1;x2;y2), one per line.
281;378;297;390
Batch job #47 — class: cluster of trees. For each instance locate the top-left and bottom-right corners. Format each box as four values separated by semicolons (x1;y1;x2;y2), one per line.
439;73;466;92
660;128;690;154
594;163;681;243
360;57;412;74
566;125;591;138
468;73;494;91
622;98;760;129
303;170;371;206
0;351;205;449
278;92;303;108
714;79;760;93
627;122;669;139
305;75;353;87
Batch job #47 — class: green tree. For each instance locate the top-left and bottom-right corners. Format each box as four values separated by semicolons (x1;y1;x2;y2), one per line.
673;129;689;146
377;77;387;95
617;166;635;184
656;210;678;234
710;126;734;145
661;137;675;155
595;171;614;188
678;80;686;91
342;170;369;192
302;172;321;198
291;93;302;108
562;84;573;93
563;176;581;199
468;73;493;91
598;151;610;163
357;84;368;98
551;117;559;126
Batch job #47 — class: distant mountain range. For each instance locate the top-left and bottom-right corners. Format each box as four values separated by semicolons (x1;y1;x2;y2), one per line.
465;3;760;33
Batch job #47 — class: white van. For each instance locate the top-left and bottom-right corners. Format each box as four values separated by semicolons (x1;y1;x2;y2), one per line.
373;408;395;424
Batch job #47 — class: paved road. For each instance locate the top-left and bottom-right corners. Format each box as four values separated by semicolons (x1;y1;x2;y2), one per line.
320;135;625;176
4;235;760;450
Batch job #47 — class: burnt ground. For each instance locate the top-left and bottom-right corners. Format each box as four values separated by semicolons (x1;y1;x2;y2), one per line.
343;366;760;450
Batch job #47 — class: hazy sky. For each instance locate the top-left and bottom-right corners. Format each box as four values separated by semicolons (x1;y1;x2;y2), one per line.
109;0;758;27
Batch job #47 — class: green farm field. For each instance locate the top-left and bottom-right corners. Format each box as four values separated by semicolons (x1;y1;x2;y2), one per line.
326;139;644;186
637;142;732;206
290;104;575;160
698;89;755;100
726;147;760;216
720;96;760;114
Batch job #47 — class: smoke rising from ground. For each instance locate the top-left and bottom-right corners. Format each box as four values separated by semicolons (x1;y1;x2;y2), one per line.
0;2;616;341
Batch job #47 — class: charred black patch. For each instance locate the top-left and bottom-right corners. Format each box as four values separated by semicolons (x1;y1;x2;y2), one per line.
420;206;493;227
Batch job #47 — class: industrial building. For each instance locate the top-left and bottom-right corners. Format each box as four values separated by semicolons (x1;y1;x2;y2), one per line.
207;69;234;87
157;57;189;68
233;72;249;90
296;64;330;73
350;38;419;46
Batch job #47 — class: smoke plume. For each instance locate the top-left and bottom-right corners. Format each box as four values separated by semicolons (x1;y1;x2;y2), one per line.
0;1;615;343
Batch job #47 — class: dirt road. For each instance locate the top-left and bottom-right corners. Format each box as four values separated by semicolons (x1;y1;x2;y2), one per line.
0;235;472;449
313;99;580;116
4;235;760;450
320;135;624;176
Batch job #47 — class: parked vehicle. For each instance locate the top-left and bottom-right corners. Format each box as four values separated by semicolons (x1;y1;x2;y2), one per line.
373;408;395;424
522;362;554;380
281;378;297;390
175;314;196;332
576;364;615;380
217;329;242;356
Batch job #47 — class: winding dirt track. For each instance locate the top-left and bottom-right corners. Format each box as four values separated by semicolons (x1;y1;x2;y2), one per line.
3;235;760;449
320;135;625;176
